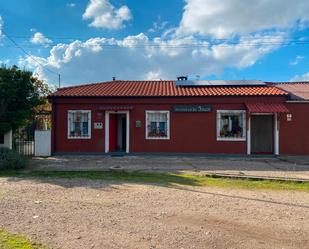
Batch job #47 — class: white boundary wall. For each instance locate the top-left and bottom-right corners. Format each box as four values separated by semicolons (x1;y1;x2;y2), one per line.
0;130;12;149
35;130;51;157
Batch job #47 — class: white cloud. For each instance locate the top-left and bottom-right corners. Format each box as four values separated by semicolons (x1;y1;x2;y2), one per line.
290;55;305;66
19;33;284;86
0;16;4;38
82;0;132;29
18;0;308;86
148;16;168;33
291;73;309;82
30;32;53;47
67;3;76;8
177;0;309;38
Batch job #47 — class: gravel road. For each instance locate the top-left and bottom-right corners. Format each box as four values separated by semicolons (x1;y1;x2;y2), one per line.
0;177;308;249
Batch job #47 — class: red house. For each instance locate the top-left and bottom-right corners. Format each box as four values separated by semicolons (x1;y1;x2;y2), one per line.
48;79;309;155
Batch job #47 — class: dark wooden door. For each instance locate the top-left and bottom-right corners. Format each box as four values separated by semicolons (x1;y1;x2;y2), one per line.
251;115;273;154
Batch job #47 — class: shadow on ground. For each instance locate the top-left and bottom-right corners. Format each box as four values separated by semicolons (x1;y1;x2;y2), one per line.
29;155;309;172
1;169;309;209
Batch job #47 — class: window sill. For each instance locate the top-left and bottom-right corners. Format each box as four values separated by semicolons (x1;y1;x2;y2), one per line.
217;137;246;141
67;137;91;140
146;137;170;140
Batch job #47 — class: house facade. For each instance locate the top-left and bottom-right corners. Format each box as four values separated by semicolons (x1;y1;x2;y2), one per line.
49;80;309;155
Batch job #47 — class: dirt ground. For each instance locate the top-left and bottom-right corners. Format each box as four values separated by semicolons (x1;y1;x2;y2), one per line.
0;177;308;249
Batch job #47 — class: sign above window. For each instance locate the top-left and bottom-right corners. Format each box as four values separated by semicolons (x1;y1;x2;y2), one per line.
172;105;212;113
98;106;133;111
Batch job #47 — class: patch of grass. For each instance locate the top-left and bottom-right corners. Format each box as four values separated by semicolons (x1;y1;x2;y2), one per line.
0;170;308;191
0;229;46;249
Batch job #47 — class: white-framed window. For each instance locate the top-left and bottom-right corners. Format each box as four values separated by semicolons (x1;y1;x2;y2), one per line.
145;111;170;140
217;110;246;141
67;110;91;139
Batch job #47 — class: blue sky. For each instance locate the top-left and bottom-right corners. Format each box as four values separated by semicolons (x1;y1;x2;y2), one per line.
0;0;309;87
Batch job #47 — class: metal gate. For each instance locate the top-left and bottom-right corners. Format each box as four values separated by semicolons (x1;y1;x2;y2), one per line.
13;140;35;156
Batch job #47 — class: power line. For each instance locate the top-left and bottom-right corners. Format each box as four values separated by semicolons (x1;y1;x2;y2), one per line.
1;29;61;87
1;31;308;50
6;33;309;41
1;38;309;49
1;40;309;49
4;33;309;46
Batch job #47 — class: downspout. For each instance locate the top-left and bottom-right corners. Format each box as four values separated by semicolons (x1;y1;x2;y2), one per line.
274;113;279;156
247;112;251;155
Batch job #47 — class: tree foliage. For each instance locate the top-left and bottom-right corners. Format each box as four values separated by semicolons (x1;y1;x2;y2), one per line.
0;65;51;134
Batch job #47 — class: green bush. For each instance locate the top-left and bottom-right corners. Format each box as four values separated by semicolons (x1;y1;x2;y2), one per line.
0;148;27;170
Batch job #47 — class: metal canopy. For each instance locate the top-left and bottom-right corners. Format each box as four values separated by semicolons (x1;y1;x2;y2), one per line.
246;103;289;113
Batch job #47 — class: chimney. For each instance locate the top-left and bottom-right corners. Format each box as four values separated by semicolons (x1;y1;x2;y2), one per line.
177;76;188;81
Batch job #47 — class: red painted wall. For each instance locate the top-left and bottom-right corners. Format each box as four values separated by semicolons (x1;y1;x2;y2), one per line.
50;95;305;155
280;103;309;155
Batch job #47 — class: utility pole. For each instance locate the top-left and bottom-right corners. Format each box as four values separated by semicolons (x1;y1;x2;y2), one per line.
58;74;61;88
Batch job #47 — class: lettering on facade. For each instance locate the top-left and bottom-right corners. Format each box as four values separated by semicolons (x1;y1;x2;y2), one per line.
172;105;212;113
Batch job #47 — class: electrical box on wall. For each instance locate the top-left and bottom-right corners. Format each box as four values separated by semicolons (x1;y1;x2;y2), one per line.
135;120;142;128
286;113;292;122
94;122;103;129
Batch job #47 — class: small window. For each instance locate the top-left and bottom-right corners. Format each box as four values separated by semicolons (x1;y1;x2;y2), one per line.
0;133;4;144
217;110;246;141
146;111;170;139
68;110;91;139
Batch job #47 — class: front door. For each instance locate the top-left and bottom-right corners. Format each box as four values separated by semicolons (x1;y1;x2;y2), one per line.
108;113;127;152
251;115;273;154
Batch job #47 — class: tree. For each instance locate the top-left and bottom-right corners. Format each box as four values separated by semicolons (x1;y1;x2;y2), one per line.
0;65;51;134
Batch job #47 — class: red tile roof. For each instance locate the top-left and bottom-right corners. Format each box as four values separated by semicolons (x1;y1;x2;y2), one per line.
273;82;309;101
51;80;288;98
246;102;289;113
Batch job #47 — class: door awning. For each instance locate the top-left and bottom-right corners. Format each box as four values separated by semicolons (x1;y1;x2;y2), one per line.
245;103;289;113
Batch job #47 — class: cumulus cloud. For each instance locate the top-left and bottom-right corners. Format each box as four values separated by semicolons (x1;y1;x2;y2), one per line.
19;32;284;86
82;0;132;29
18;0;308;86
30;32;53;47
177;0;309;38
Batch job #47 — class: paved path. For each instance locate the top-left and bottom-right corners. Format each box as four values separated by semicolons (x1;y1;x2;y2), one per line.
30;155;309;180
